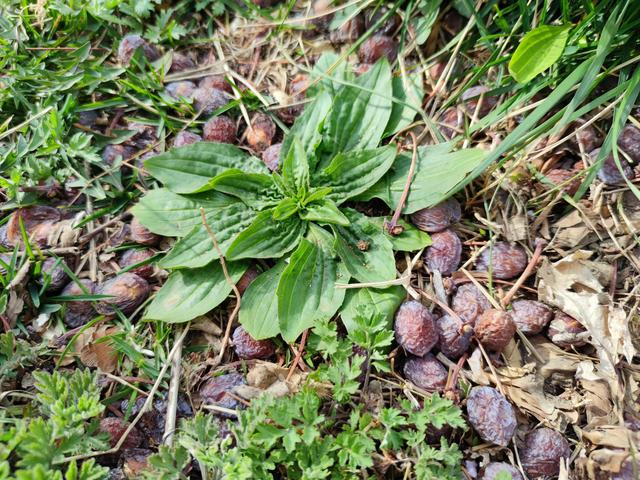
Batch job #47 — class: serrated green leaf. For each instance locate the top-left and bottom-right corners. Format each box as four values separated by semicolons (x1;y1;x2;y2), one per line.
384;71;425;136
226;210;306;260
508;24;572;84
333;209;396;283
340;286;405;333
277;239;349;342
160;202;256;269
368;217;431;251
282;137;310;196
299;199;349;226
360;145;486;214
145;261;247;322
238;262;286;340
200;169;282;209
131;188;240;237
315;146;396;205
144;143;268;193
322;60;393;156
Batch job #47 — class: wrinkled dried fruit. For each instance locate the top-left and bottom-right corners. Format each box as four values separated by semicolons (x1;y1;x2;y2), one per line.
618;123;640;163
439;107;462;139
173;131;202;148
510;300;553;335
365;7;402;35
102;144;137;166
461;86;497;118
330;15;364;44
119;249;154;279
481;462;523;480
77;110;98;128
410;198;462;233
520;428;571;478
199;75;233;94
193;87;231;115
235;265;261;296
569;119;602;152
358;35;398;63
117;34;160;65
591;148;634;185
169;52;195;72
394;300;438;356
128;122;157;150
403;353;448;392
424;229;462;276
61;279;96;328
476;241;528;280
6;206;61;247
122;448;152;478
466;386;517;447
452;283;491;325
203;115;237;144
130;217;160;246
38;257;69;293
261;143;282;171
437;314;473;359
165;80;196;100
200;372;246;414
246;113;276;153
544;168;581;195
232;326;276;359
95;273;150;316
547;311;588;348
98;417;143;449
475;309;516;352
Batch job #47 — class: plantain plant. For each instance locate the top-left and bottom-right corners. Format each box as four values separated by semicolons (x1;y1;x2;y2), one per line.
132;56;485;341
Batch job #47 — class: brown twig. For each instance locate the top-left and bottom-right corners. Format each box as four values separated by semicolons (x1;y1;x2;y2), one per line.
287;329;309;381
386;132;418;235
501;239;547;307
200;208;242;366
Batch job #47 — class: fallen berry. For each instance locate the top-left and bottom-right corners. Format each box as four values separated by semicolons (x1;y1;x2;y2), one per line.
102;144;137;166
169;52;195;73
98;417;143;449
5;206;61;248
547;311;588;348
403;353;448;392
246;113;276;153
452;283;491;325
617;123;640;163
365;7;402;36
544;168;581;195
199;75;233;94
410;198;462;233
117;34;160;66
330;15;364;44
394;300;438;356
475;309;516;352
200;372;246;415
358;35;398;63
591;148;634;185
476;241;528;280
119;249;154;279
38;257;69;293
232;326;276;359
439;107;462;139
235;265;261;296
520;428;571;478
261;143;282;171
95;273;150;316
466;386;517;447
481;462;523;480
130;217;160;246
424;229;462;275
437;314;473;359
461;86;497;118
193;87;231;115
122;448;152;478
61;279;96;328
510;300;553;335
173;131;202;148
569;118;602;153
203;115;237;144
165;80;196;100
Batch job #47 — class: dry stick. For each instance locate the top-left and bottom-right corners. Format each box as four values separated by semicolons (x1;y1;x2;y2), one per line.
386;132;418;234
56;326;190;465
501;239;547;308
163;325;184;447
286;328;309;381
200;208;241;366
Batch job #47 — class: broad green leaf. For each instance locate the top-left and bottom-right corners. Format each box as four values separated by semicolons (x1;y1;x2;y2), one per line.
282;137;310;195
307;52;354;97
200;169;281;209
316;146;396;205
340;286;405;333
238;262;286;340
281;91;333;171
368;217;432;251
131;188;239;237
225;210;306;260
306;223;336;254
322;60;393;156
277;239;349;342
144;143;268;193
333;209;396;283
384;71;425;136
508;25;571;84
359;145;486;214
145;261;247;322
160;203;256;269
272;198;299;221
299;199;349;226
